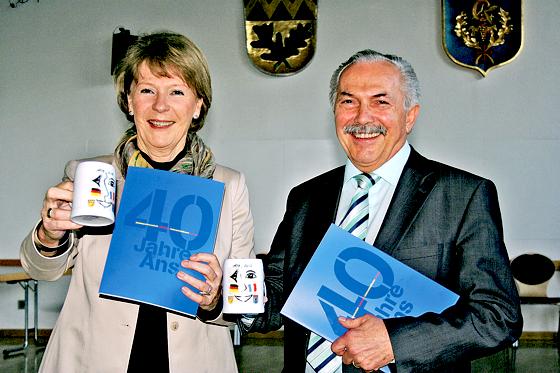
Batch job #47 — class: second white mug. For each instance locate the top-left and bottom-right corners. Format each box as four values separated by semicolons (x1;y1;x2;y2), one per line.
222;258;265;314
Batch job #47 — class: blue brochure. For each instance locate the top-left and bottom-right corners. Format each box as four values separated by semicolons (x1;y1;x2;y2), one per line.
99;167;224;316
281;224;459;342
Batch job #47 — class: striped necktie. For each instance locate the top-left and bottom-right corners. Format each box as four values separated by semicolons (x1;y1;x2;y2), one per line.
339;173;375;239
307;173;375;373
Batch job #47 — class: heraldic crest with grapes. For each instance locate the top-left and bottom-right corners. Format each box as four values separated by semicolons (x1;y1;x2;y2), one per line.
443;0;522;76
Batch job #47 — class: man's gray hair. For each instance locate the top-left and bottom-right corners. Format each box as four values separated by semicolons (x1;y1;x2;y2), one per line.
329;49;420;111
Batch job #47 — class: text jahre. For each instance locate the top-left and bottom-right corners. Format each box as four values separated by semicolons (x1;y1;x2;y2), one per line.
134;237;191;274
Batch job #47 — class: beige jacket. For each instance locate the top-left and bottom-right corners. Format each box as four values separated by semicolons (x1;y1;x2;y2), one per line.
21;156;255;373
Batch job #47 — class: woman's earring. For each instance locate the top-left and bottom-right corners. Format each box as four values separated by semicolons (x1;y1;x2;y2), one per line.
193;114;199;120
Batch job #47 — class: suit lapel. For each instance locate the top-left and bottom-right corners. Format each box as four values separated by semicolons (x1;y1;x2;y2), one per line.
292;166;344;272
320;166;345;225
307;166;344;226
374;148;437;255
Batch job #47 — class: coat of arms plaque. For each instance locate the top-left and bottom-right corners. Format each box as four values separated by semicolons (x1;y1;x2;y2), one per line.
243;0;318;75
442;0;522;76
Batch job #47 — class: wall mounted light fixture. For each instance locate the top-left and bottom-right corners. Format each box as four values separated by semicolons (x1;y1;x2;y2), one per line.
9;0;38;8
111;27;138;75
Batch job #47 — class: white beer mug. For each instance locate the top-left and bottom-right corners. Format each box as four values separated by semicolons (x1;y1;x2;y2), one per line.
222;259;265;314
71;161;116;227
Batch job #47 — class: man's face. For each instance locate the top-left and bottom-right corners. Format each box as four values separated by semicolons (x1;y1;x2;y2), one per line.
334;61;419;173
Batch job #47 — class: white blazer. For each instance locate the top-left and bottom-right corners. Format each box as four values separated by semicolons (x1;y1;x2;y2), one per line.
21;156;256;373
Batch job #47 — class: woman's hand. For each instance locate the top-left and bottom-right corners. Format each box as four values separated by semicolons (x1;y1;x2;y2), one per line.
177;253;223;311
38;181;83;246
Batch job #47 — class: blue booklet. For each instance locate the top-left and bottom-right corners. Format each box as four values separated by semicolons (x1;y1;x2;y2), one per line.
281;224;459;342
99;167;224;317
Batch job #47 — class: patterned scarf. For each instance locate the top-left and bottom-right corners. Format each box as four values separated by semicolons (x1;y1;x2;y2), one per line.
114;131;216;179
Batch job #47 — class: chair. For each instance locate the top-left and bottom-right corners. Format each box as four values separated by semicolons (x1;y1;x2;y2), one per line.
510;253;560;349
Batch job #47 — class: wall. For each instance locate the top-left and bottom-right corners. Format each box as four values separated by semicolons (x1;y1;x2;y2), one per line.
1;1;558;332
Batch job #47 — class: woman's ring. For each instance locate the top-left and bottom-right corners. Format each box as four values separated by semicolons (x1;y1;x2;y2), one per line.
352;361;360;369
199;285;213;296
47;208;54;219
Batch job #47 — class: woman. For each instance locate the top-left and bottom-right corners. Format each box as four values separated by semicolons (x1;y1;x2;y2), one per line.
20;31;255;372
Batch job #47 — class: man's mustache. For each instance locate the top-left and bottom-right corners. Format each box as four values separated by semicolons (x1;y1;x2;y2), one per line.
343;123;387;136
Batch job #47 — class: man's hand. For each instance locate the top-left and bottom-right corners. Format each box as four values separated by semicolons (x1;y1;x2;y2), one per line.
331;314;394;371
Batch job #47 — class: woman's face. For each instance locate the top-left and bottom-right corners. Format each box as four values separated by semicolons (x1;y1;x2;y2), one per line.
127;61;203;162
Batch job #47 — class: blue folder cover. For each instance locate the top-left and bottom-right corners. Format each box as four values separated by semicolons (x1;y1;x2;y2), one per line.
99;167;224;316
281;224;459;342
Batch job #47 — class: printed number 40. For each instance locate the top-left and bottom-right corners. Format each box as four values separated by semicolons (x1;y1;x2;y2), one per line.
124;189;213;251
317;246;394;337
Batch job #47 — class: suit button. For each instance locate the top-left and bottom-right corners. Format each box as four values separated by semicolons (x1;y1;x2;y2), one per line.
170;321;179;331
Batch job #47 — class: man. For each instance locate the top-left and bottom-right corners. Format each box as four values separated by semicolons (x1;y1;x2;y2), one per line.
243;50;522;372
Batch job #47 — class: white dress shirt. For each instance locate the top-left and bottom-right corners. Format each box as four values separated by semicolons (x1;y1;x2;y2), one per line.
336;142;411;245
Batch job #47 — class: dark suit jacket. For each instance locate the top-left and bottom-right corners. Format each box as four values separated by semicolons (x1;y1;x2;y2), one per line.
248;148;522;373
